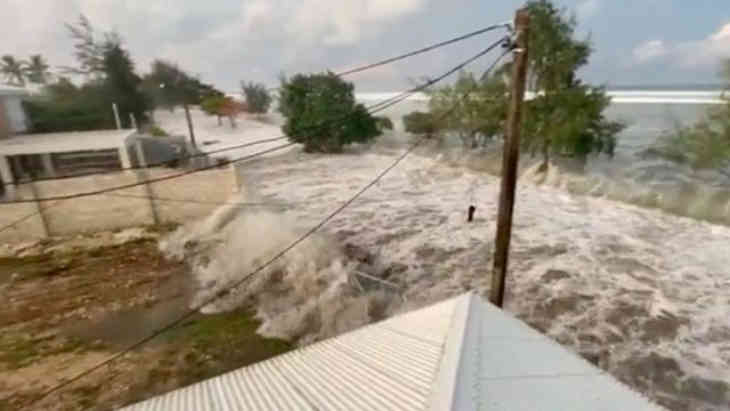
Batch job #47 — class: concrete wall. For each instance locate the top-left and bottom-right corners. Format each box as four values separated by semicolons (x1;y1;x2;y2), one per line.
0;95;28;136
0;165;239;243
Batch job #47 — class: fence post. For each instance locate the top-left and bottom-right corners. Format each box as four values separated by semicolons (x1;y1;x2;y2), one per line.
490;8;530;308
229;162;242;193
28;180;50;238
135;140;160;225
129;113;138;131
112;103;121;129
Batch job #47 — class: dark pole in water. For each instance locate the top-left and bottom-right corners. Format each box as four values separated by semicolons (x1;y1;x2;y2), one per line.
490;8;529;308
183;103;197;149
468;205;476;222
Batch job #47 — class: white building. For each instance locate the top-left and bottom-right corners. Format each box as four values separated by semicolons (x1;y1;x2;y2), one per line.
0;85;29;139
0;129;138;198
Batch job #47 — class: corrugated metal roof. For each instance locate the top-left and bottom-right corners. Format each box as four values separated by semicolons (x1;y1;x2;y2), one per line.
123;296;460;411
445;294;665;411
123;294;665;410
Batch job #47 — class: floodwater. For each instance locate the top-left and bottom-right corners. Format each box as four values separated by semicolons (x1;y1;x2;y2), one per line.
159;94;730;410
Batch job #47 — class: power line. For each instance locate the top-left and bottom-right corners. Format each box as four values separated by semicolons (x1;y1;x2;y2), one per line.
335;23;510;77
8;24;508;188
21;140;422;410
2;143;295;204
17;38;508;409
365;36;510;114
2;37;508;205
0;91;407;231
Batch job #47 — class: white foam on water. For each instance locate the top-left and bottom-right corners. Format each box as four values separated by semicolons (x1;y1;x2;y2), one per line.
157;109;730;409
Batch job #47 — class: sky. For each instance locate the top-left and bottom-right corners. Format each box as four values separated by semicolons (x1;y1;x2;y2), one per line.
2;0;729;92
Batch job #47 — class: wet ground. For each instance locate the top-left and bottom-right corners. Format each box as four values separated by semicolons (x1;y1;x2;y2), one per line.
0;229;291;411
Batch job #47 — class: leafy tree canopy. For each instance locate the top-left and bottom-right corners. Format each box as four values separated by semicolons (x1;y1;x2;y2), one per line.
1;55;26;86
24;15;150;132
427;71;508;148
142;60;222;110
375;116;394;131
403;111;439;137
241;81;272;114
279;72;380;153
656;59;730;170
519;0;624;163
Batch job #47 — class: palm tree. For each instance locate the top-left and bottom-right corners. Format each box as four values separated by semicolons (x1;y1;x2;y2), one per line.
24;54;50;84
1;55;26;86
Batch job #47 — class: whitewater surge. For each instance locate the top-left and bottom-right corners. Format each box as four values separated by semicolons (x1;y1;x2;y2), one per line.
162;140;730;409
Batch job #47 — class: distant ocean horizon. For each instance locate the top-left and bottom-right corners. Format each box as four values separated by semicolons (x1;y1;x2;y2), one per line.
355;87;727;104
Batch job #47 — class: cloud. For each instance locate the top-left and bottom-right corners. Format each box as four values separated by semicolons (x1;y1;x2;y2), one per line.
632;40;668;63
632;22;730;69
576;0;601;20
688;22;730;67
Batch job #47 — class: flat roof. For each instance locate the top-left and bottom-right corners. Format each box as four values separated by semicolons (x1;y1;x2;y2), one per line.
0;85;29;96
123;293;664;410
0;129;136;156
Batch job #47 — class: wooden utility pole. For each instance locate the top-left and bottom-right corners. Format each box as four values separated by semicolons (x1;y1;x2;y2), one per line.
490;8;530;308
183;103;197;149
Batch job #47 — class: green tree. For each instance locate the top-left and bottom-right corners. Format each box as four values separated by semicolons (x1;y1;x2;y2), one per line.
24;17;149;132
428;71;508;148
403;111;439;137
63;14;107;77
24;79;111;132
657;59;730;170
102;41;149;128
201;95;226;125
241;81;272;113
24;55;50;84
518;0;624;166
375;116;394;131
1;55;26;86
279;72;380;153
142;60;222;111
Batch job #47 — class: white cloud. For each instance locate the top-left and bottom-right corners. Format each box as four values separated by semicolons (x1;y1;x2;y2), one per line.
281;0;426;46
632;40;668;63
576;0;601;20
632;22;730;69
0;0;428;89
687;22;730;67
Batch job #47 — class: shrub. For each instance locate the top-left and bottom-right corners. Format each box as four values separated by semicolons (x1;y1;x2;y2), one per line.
241;81;272;114
279;72;380;153
375;116;394;131
403;111;438;136
148;125;168;137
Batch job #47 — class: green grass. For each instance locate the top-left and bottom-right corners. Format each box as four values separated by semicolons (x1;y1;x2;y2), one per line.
0;334;89;370
174;309;292;382
123;310;292;407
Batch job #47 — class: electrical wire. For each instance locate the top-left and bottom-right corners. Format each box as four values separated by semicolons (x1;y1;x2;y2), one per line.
4;136;289;187
16;38;509;409
335;23;510;76
7;23;509;188
2;143;295;204
1;37;509;206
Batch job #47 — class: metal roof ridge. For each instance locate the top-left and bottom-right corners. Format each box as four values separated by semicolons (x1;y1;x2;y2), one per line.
427;292;475;411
